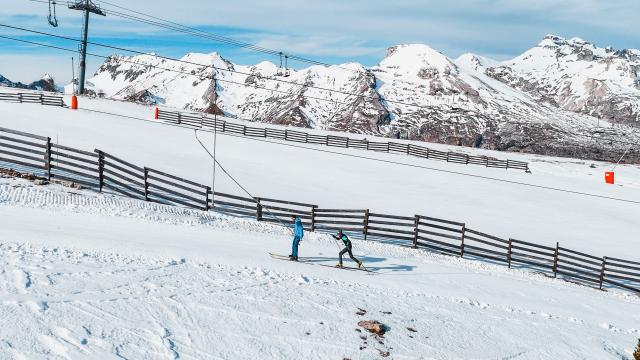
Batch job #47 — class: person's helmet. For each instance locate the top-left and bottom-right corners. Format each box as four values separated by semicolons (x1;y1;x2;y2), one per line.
337;229;343;236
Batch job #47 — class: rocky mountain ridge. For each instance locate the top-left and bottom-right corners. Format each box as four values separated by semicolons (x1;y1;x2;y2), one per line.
0;73;59;92
74;35;640;163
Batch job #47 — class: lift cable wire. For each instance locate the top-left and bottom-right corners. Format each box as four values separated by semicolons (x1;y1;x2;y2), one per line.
192;129;295;234
1;32;636;151
0;23;426;110
0;33;361;107
66;106;640;206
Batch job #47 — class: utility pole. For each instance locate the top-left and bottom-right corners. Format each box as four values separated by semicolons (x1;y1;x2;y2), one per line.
68;0;106;95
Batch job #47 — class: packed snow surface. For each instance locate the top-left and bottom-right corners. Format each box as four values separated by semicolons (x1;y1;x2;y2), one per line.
0;177;639;359
0;98;639;259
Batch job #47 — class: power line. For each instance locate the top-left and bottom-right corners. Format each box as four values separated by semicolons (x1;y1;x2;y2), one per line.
96;0;343;68
0;23;425;110
3;19;638;153
193;129;294;234
2;32;636;158
69;106;640;206
0;33;360;107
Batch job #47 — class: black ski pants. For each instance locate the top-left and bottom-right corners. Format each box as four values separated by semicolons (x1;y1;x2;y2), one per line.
339;245;359;265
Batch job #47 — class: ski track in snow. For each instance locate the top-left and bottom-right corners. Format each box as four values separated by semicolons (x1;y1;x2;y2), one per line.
0;177;639;359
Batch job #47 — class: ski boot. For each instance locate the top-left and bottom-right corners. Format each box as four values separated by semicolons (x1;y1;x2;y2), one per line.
336;263;343;268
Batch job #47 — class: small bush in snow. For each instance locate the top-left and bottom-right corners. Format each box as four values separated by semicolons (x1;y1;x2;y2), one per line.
634;338;640;360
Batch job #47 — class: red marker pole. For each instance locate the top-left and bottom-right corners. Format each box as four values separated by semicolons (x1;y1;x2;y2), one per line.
71;95;78;110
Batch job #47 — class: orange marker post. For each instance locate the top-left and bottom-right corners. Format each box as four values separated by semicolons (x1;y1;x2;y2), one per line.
604;172;614;184
71;95;78;110
154;107;159;120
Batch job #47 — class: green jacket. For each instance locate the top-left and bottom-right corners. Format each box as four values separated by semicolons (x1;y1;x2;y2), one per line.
334;234;351;247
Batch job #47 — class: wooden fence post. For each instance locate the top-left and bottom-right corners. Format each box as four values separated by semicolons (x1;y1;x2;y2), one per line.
460;224;466;257
446;152;450;162
143;167;149;201
363;209;370;240
18;93;23;103
256;198;263;221
386;142;390;152
243;126;247;135
599;256;607;290
552;242;559;277
507;238;513;268
311;206;317;232
204;186;211;211
45;137;52;181
96;150;105;192
284;130;288;141
465;154;469;165
177;113;181;125
425;148;430;159
39;94;44;104
406;144;410;155
413;215;419;248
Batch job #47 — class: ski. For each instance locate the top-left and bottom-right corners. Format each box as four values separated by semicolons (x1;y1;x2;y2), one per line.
269;253;373;274
317;263;372;273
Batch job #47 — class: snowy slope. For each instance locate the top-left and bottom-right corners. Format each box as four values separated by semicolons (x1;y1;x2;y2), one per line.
0;176;638;359
0;98;639;260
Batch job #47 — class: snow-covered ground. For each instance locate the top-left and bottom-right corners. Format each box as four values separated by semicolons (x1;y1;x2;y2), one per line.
0;98;639;259
1;97;640;358
0;176;639;359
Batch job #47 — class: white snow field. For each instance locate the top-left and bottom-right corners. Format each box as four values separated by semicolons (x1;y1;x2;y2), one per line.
1;96;640;359
0;177;639;359
0;97;639;257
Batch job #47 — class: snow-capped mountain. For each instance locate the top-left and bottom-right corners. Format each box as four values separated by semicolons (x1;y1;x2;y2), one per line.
487;35;640;127
79;36;640;163
0;73;59;92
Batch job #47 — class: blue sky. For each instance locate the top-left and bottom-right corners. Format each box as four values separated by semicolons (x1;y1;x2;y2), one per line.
1;0;639;83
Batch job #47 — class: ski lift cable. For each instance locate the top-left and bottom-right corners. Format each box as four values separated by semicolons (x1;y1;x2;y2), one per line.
2;28;639;150
56;103;640;206
0;33;363;108
611;144;634;171
193;129;295;235
0;24;432;110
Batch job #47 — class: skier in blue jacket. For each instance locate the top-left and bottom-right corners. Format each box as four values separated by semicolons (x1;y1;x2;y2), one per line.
289;215;304;261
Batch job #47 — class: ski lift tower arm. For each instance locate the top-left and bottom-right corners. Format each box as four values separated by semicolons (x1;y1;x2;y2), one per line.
68;0;106;95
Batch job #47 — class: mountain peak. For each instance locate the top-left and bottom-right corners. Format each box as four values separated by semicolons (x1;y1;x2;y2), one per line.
381;44;457;75
455;53;499;72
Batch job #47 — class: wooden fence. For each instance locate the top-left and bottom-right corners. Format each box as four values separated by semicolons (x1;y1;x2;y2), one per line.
0;125;637;295
157;109;530;172
0;92;65;107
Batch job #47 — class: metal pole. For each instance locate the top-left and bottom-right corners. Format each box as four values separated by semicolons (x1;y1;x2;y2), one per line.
78;2;90;95
211;75;218;207
71;57;75;95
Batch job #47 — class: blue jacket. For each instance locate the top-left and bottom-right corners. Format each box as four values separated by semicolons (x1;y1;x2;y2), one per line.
294;218;304;238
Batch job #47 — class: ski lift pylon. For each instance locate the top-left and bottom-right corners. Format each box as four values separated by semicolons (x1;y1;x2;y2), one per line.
283;55;290;77
48;0;59;27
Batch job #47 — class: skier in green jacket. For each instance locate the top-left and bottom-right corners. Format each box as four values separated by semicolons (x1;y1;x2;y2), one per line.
332;230;363;268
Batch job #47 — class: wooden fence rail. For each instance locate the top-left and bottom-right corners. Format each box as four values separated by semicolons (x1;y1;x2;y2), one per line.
156;109;530;172
0;92;65;107
1;126;638;295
